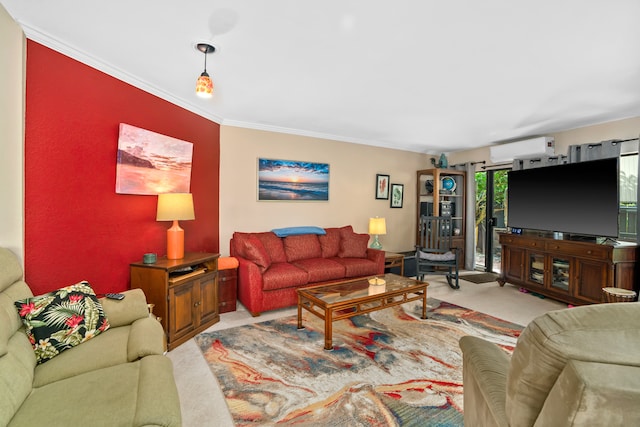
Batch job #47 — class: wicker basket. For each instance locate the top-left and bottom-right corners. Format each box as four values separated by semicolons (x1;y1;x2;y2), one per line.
602;287;637;303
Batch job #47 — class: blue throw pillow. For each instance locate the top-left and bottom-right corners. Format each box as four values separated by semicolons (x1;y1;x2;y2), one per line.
272;226;326;237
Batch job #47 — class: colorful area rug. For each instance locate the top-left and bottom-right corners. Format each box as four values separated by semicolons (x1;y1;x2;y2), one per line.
195;299;522;426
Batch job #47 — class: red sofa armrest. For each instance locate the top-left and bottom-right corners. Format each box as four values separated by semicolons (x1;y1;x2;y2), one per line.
235;255;266;314
366;248;385;274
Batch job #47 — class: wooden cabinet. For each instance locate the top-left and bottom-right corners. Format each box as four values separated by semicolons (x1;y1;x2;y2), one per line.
218;268;237;313
498;233;638;305
130;253;220;350
502;244;525;283
416;168;466;267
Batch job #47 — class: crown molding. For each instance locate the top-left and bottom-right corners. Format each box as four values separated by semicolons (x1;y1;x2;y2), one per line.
220;118;424;153
19;22;224;125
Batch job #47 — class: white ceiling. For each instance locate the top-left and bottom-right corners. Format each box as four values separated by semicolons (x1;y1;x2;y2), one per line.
3;0;640;154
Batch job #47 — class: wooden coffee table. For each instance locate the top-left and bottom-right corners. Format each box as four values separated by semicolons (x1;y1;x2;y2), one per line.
297;273;429;350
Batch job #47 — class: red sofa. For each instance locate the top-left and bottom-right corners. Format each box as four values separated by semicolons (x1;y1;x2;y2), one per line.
230;226;385;316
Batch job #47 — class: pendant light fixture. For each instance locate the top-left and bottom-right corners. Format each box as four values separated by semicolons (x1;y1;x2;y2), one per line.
195;43;216;98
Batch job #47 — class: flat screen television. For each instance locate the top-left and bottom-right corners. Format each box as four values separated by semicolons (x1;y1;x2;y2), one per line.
507;157;619;238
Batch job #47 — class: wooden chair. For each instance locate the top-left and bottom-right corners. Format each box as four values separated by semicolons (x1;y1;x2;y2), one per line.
415;215;460;289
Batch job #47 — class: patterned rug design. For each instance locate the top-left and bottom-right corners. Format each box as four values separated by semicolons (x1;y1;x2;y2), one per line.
195;298;522;426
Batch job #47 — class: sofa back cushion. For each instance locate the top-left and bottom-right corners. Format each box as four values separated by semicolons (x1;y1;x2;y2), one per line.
236;235;272;273
0;248;37;426
505;303;640;426
338;231;369;258
254;232;287;263
284;234;322;262
232;232;286;264
319;226;351;258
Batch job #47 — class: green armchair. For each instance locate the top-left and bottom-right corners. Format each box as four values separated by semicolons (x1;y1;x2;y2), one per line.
460;302;640;426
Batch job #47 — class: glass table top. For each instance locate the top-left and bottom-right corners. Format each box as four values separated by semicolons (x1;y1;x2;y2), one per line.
298;273;427;305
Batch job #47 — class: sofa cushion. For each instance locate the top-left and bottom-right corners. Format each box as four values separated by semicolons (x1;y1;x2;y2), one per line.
331;257;379;277
33;316;165;388
10;355;181;427
14;281;110;364
293;258;346;283
0;247;23;293
319;227;342;258
284;234;322;262
237;235;272;273
262;262;309;291
233;232;286;263
338;232;369;258
254;232;287;263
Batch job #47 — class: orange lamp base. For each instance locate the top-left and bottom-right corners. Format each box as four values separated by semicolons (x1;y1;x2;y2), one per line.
166;220;185;260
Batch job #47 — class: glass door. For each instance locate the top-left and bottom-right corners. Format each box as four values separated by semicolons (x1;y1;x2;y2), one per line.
474;168;509;273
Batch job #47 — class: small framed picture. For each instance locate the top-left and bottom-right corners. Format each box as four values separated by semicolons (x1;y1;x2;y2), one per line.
390;183;404;208
376;174;390;200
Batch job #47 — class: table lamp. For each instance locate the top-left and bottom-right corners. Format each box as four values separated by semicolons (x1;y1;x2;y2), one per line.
368;217;386;250
156;193;195;259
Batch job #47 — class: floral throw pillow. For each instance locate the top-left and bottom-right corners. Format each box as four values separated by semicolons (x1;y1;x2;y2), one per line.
14;281;110;364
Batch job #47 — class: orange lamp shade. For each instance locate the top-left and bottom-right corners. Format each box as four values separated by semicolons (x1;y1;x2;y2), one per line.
196;72;213;98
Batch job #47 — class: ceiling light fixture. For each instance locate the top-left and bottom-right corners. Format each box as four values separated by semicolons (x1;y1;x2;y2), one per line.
195;43;216;98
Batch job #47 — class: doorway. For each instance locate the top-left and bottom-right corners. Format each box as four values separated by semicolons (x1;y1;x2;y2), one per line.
474;168;509;273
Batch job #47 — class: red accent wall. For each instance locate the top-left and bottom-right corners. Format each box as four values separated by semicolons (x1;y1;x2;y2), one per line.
24;40;220;296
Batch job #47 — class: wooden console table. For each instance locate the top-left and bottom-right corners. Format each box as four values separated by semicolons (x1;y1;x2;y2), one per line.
498;233;638;305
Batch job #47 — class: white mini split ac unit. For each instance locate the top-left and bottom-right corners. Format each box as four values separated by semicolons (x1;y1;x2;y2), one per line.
489;136;555;163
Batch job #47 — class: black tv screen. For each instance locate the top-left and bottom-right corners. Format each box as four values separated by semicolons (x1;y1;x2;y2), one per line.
507;158;619;238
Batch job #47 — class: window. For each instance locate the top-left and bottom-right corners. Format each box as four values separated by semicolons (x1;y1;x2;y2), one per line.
619;153;638;242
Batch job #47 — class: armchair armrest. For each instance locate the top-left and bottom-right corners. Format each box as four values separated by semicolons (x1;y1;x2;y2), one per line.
127;316;166;360
459;336;510;427
536;360;640;426
100;288;150;328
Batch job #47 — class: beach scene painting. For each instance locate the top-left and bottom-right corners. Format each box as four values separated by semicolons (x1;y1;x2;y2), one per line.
258;158;329;201
115;123;193;195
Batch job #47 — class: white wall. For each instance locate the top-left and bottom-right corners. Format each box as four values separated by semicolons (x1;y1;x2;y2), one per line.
0;5;25;261
219;126;429;255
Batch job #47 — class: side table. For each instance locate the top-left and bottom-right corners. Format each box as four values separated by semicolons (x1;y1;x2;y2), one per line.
384;252;405;276
130;252;220;350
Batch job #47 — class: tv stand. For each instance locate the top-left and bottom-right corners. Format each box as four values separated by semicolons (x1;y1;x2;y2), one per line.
498;233;638;305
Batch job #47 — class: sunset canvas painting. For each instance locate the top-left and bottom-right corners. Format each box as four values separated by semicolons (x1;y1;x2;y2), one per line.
115;123;193;195
258;158;329;201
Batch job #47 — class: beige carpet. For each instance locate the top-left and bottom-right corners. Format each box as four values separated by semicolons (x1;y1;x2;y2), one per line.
167;273;568;427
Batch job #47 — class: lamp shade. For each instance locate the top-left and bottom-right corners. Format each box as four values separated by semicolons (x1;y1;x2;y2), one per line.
195;72;213;98
156;193;195;221
368;217;387;235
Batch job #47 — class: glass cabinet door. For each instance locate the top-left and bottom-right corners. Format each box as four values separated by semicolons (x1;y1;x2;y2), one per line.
528;253;545;285
551;257;570;292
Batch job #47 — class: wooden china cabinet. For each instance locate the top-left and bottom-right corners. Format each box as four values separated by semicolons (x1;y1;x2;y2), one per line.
416;168;466;267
